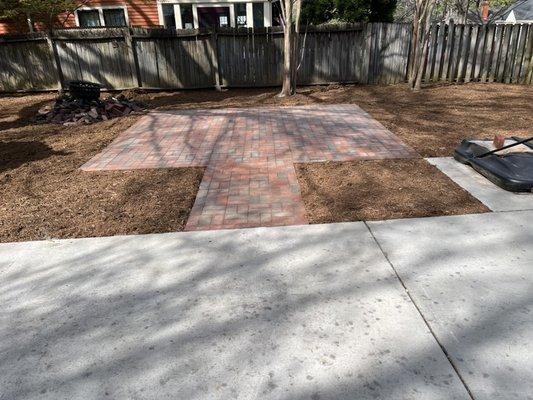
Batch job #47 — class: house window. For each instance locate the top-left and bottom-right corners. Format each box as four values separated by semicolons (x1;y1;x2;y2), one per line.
235;3;247;27
253;3;264;28
162;4;176;28
78;10;101;27
181;4;193;29
219;15;229;27
272;1;282;26
103;9;127;26
77;7;128;28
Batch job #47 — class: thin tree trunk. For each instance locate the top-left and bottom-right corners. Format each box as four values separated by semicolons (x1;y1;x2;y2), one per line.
409;0;436;90
279;0;301;97
280;0;293;97
280;0;293;96
413;25;431;90
291;0;302;94
26;12;34;32
408;17;419;86
281;20;293;96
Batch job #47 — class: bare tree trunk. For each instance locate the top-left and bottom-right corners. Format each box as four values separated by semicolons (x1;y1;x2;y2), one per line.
279;0;301;97
290;1;302;94
280;0;293;97
408;17;419;86
26;12;34;32
408;0;436;91
413;20;431;90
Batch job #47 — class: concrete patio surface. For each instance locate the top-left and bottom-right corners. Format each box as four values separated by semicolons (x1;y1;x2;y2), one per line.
1;211;531;399
2;223;467;400
369;210;533;400
427;157;533;212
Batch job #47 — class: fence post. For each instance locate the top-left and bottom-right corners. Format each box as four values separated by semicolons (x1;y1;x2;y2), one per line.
210;28;222;90
46;31;64;90
124;27;142;88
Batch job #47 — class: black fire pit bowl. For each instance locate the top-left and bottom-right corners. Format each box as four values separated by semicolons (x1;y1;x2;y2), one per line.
68;80;101;101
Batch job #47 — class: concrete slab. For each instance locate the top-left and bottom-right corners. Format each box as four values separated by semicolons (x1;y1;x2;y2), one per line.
368;211;533;400
426;157;533;212
0;223;470;400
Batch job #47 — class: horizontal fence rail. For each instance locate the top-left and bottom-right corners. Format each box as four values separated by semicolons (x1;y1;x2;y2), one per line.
0;22;531;92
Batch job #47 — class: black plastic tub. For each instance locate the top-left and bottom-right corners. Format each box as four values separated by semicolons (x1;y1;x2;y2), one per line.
68;80;101;101
454;139;533;192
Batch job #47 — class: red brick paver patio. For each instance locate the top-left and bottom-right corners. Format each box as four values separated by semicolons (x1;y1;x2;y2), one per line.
82;104;417;230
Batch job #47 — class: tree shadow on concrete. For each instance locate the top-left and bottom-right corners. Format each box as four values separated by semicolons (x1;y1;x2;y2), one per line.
0;222;484;400
1;213;531;399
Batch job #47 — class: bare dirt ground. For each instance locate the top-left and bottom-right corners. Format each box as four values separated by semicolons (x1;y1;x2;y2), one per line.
1;83;530;241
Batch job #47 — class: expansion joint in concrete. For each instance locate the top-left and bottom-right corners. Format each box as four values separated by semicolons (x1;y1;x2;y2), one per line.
363;221;476;400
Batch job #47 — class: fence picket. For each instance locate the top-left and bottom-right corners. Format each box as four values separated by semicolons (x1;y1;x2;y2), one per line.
512;25;526;83
488;25;502;82
504;24;518;83
432;24;445;81
480;25;493;82
521;25;533;83
473;25;486;81
497;25;511;82
464;25;478;82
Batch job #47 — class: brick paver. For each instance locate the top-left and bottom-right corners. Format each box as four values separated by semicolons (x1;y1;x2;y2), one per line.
82;104;417;230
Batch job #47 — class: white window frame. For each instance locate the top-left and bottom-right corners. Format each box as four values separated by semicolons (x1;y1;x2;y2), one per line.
263;2;271;27
75;6;130;28
158;3;183;28
194;3;236;28
246;2;254;27
157;1;272;29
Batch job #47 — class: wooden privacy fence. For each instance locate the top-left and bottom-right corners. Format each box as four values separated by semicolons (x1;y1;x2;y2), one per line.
0;23;411;92
0;22;531;92
422;22;533;84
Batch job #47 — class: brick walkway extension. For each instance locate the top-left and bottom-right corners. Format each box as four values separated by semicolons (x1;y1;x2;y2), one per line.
82;104;417;231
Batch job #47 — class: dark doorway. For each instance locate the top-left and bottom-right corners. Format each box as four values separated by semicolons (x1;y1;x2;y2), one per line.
197;7;231;28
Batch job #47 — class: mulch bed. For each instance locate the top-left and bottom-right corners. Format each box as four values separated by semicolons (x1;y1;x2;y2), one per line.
0;96;202;242
296;159;490;223
1;83;530;242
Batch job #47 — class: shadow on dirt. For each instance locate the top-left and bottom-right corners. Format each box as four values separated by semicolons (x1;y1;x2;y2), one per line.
0;141;69;173
0;98;55;131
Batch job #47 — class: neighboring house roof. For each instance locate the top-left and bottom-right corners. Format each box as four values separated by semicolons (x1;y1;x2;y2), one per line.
502;0;533;22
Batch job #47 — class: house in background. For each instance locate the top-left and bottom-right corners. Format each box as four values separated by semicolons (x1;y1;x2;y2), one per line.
70;0;158;28
0;0;280;34
499;0;533;23
158;0;281;29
